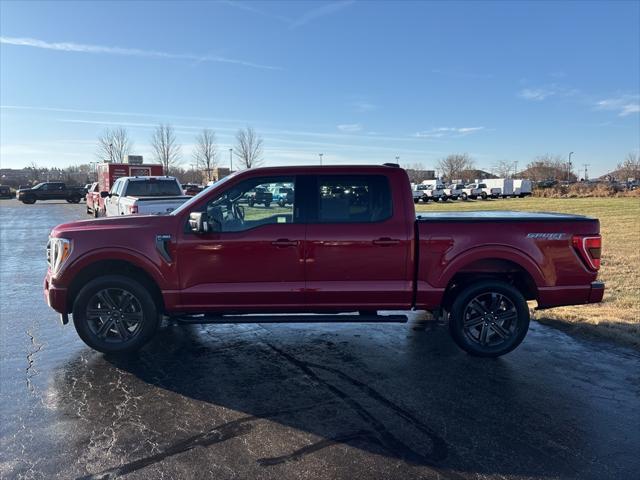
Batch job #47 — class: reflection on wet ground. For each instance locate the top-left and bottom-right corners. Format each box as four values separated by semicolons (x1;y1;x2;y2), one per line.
1;199;639;479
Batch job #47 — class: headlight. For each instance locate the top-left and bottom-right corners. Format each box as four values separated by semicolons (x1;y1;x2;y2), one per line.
47;238;72;275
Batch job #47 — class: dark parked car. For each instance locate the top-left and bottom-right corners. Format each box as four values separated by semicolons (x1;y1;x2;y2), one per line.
0;185;12;199
17;182;85;204
182;184;204;196
246;186;273;207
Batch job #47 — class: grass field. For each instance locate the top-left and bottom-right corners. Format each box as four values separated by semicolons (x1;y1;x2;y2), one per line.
416;197;640;349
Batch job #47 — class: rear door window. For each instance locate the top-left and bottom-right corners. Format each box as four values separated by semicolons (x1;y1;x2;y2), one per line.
311;175;392;223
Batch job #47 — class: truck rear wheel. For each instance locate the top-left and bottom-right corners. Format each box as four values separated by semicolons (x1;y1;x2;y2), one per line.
69;195;81;203
22;195;36;204
72;275;160;353
448;280;529;357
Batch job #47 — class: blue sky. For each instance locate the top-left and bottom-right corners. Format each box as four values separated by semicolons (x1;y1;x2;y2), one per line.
1;0;639;177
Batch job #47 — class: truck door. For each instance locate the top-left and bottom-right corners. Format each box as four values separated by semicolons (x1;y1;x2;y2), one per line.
303;174;413;309
176;175;306;310
105;179;122;216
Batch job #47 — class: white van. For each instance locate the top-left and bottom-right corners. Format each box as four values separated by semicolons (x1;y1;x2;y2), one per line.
484;178;514;198
513;179;533;197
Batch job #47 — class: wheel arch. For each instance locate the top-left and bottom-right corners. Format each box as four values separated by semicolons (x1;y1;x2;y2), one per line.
67;259;164;314
438;248;543;310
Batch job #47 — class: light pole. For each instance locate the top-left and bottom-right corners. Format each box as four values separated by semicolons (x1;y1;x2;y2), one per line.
568;151;574;181
319;153;323;166
395;155;400;164
229;148;233;172
513;161;518;178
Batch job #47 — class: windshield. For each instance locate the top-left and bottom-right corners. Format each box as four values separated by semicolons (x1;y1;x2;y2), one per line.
125;179;182;197
170;172;240;216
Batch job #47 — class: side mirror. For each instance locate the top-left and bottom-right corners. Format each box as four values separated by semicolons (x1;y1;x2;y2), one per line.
189;212;219;233
100;191;110;198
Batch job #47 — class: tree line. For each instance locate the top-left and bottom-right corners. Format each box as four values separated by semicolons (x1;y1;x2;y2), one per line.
405;152;639;183
96;124;265;182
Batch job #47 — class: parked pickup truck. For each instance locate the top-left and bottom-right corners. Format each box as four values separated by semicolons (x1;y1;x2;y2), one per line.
17;182;85;204
85;182;102;217
444;183;464;200
102;176;191;217
44;164;604;357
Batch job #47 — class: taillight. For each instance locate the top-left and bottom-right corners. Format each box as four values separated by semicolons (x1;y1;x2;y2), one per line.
572;235;601;270
129;205;138;214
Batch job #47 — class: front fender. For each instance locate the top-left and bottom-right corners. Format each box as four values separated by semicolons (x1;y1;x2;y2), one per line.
56;246;172;290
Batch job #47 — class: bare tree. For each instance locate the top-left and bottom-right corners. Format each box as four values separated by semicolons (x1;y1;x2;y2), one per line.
491;160;516;178
437;153;475;180
27;161;40;183
151;124;182;173
616;152;640;181
234;127;264;169
193;129;218;182
96;127;133;163
523;154;576;182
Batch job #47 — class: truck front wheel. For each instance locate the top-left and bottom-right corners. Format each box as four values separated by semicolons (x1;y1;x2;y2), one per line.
72;275;160;353
448;280;529;357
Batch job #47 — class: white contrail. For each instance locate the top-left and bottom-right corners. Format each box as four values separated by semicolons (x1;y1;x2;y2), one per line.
0;36;281;70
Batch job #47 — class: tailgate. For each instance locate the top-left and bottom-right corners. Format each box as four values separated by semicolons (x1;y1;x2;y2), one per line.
132;196;190;214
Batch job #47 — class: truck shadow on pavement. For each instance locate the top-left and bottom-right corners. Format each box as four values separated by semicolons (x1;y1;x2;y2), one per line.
55;322;602;479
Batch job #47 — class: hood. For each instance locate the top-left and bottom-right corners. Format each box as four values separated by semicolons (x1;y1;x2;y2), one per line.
51;214;175;237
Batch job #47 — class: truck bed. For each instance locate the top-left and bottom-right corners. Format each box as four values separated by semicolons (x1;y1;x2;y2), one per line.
128;195;191;202
416;211;595;222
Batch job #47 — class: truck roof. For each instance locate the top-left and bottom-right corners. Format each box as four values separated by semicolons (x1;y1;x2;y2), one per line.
416;211;596;222
120;176;177;181
229;165;403;175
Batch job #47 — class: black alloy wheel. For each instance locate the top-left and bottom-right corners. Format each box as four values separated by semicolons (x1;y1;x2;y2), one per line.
73;275;159;353
449;281;529;357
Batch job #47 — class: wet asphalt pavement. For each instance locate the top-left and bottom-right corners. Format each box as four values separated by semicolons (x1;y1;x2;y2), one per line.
1;198;639;480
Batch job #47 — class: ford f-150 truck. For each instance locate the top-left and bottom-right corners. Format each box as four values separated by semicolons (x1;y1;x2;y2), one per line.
102;176;191;216
44;164;604;357
17;182;85;204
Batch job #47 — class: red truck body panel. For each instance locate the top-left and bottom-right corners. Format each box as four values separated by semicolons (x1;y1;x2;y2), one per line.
44;165;603;317
97;163;164;193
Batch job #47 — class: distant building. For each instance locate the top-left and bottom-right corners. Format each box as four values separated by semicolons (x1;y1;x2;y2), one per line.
124;155;143;164
212;167;231;181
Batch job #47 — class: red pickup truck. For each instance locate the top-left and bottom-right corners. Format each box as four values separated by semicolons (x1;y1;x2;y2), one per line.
44;164;604;357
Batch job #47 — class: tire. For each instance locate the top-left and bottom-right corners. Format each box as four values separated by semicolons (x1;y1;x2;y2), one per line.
481;192;488;200
22;196;36;204
278;199;285;207
69;195;81;204
264;202;271;208
461;193;468;201
413;198;419;204
248;200;254;207
448;280;530;357
72;275;160;354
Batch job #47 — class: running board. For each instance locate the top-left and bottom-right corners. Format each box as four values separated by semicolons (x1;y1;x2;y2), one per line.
174;313;408;325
